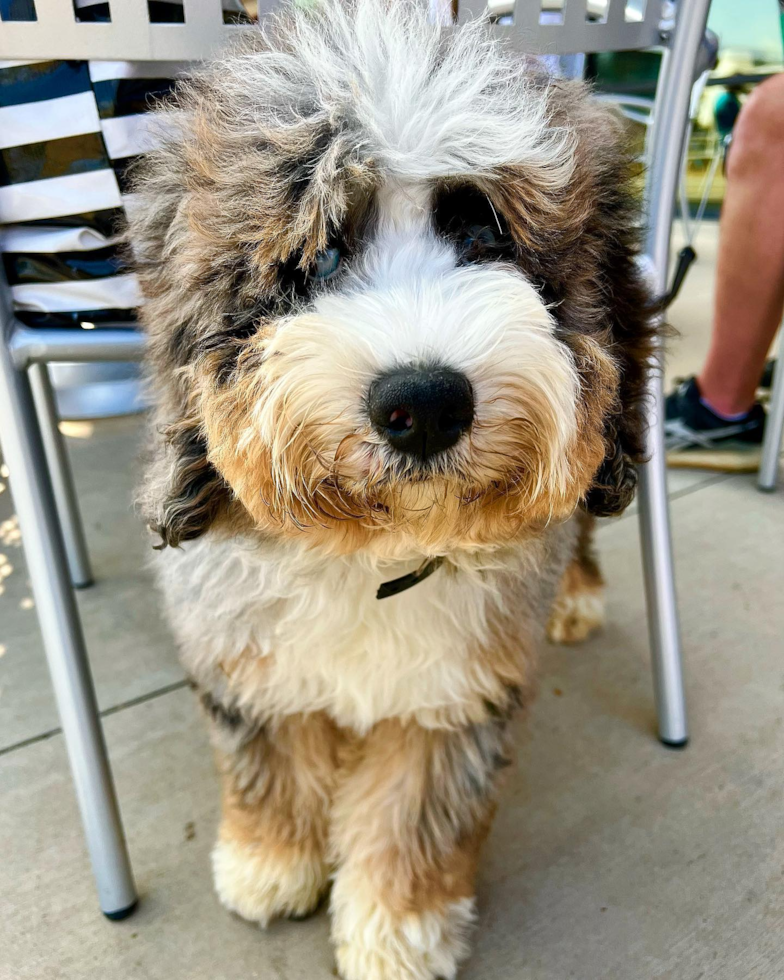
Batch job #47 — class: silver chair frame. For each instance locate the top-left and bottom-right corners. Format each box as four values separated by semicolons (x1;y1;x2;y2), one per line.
758;325;784;491
0;0;711;917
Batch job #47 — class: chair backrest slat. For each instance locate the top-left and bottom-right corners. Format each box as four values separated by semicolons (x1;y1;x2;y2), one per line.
511;1;541;34
0;0;250;61
562;0;587;34
0;0;667;61
464;1;666;55
606;0;629;30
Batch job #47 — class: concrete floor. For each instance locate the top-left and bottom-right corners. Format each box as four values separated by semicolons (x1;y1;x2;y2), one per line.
1;221;783;980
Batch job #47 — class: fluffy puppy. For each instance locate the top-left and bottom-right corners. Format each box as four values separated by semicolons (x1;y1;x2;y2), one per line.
129;2;656;977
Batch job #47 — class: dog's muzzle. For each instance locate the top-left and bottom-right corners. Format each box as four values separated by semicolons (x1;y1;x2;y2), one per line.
367;366;474;460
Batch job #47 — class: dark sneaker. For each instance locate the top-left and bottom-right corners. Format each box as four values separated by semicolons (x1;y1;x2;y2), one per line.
665;377;766;472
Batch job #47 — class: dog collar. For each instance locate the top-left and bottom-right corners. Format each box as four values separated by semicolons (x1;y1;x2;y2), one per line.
376;556;444;600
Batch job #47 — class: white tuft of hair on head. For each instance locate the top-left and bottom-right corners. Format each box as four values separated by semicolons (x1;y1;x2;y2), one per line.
224;0;577;188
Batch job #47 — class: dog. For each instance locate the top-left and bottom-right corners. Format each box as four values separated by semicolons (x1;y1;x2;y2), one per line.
129;2;656;977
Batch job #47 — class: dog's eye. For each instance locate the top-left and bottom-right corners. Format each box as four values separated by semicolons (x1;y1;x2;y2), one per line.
463;225;497;250
433;185;513;264
311;247;342;281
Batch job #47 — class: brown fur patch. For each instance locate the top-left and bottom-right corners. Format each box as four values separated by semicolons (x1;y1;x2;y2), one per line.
573;509;603;588
205;682;521;920
547;511;606;644
215;711;343;884
330;718;507;916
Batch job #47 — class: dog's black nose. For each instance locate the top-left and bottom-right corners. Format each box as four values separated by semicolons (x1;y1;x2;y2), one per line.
368;368;474;459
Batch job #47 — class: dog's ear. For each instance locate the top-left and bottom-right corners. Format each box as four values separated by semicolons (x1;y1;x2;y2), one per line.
564;88;659;519
580;262;654;518
581;220;656;519
143;414;231;549
582;423;639;518
485;79;660;519
124;93;259;548
579;206;655;520
125;138;239;547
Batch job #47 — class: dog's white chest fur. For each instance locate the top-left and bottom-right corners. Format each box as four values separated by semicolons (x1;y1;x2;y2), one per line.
157;528;568;732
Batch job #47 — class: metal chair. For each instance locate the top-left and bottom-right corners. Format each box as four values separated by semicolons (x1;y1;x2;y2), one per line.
759;328;784;491
0;0;712;918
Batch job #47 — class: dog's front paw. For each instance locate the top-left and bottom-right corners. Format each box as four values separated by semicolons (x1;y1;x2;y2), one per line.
331;873;475;980
547;580;605;644
212;835;328;926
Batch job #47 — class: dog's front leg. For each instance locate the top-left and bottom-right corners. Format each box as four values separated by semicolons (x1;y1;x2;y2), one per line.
209;709;341;926
330;717;509;980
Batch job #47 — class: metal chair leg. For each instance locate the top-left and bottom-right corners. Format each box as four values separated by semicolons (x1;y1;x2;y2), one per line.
636;0;713;749
0;328;137;918
28;362;93;588
758;329;784;492
637;365;689;748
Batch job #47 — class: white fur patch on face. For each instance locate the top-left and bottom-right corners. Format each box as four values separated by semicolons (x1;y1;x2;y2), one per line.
375;179;432;235
251;216;579;500
331;866;475;980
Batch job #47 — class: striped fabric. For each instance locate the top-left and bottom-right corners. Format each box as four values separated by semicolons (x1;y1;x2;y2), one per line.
0;0;253;329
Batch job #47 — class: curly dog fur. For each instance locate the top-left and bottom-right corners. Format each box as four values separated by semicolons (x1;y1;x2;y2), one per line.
128;3;657;977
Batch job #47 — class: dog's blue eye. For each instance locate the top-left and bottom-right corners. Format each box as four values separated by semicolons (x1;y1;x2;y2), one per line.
312;247;342;281
463;225;497;250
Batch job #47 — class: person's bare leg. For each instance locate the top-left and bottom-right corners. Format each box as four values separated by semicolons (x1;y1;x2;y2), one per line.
697;73;784;418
